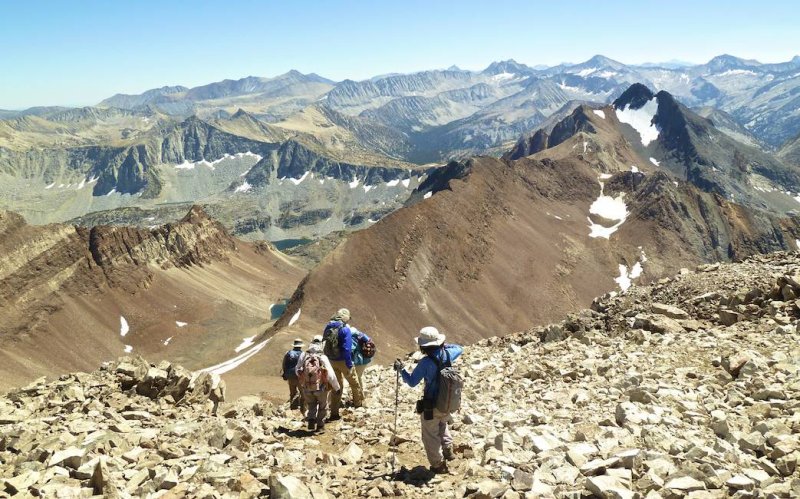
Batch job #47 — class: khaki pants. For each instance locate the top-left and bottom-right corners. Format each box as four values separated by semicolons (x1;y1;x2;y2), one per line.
330;360;363;416
303;389;329;426
288;378;304;411
421;409;453;467
355;365;367;397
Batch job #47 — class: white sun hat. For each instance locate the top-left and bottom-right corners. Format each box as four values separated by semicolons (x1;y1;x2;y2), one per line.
417;326;445;347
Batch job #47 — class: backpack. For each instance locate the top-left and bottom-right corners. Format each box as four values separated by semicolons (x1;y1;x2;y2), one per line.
284;350;302;378
323;323;342;359
434;350;463;413
299;353;327;391
360;338;376;358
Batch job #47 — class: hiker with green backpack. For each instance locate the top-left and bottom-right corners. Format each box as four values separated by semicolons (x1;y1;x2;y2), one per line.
394;326;463;474
322;308;364;420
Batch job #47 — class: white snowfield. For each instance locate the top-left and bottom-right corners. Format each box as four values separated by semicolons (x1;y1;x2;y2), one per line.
615;249;647;292
615;98;660;146
174;152;262;171
124;345;133;353
289;171;310;185
649;157;660;166
491;72;514;81
588;176;628;239
593;109;606;119
401;179;411;188
120;316;129;337
201;339;271;376
233;181;252;193
424;191;433;199
175;321;187;327
349;178;360;189
234;336;256;353
386;179;400;187
288;309;301;327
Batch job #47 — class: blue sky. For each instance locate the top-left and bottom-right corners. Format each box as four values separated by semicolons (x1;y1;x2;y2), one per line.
1;0;798;108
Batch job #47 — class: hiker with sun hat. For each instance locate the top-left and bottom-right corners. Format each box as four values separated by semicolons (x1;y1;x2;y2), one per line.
394;326;463;474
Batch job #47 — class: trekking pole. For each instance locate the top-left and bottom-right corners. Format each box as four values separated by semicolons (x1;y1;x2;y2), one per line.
391;364;400;478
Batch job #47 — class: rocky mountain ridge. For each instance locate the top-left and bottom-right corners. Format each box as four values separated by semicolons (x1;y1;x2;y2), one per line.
260;126;800;372
0;205;305;390
507;84;800;216
3;252;800;497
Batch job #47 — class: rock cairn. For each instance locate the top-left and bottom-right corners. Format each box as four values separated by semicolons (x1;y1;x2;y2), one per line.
3;252;800;497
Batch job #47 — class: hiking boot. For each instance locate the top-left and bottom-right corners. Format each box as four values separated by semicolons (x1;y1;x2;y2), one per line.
442;446;455;461
327;413;341;422
430;462;449;474
307;420;316;431
315;423;325;432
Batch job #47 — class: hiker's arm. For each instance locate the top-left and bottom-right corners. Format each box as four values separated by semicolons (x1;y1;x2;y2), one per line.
446;344;464;361
281;353;288;379
401;360;428;387
342;328;354;368
323;357;340;391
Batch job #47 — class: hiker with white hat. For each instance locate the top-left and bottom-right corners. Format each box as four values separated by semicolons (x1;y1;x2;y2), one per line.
281;338;305;411
394;326;463;474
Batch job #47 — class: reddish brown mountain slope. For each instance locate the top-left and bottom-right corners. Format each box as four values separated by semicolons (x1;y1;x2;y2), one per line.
246;108;800;374
0;206;304;391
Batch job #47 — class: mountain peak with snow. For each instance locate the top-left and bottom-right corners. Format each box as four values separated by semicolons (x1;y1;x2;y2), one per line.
613;83;655;110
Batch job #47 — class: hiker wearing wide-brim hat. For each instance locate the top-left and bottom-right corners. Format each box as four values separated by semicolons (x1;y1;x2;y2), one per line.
394;326;463;474
281;338;306;411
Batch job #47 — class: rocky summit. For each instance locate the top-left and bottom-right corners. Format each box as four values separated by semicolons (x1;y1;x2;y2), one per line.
4;252;800;497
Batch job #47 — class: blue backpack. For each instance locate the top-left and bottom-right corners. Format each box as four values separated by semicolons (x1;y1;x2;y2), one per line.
284;350;302;378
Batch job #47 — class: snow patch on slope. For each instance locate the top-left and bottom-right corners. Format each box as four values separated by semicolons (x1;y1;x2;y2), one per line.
288;308;301;327
289;171;310;185
616;98;660;146
588;177;628;239
234;181;252;193
235;336;256;353
201;340;270;376
120;316;130;337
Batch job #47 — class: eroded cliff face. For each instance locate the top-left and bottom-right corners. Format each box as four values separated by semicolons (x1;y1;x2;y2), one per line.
0;206;239;337
0;205;306;390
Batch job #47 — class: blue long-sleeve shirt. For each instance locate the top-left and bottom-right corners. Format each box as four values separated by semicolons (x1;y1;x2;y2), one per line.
324;321;354;368
401;344;463;400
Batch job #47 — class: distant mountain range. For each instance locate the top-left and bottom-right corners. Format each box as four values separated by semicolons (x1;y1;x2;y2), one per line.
4;54;800;153
2;54;800;244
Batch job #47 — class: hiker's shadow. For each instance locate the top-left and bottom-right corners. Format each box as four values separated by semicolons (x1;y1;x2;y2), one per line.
362;466;435;486
275;425;316;438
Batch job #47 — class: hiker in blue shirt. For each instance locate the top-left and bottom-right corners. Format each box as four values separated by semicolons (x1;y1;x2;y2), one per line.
281;338;305;411
350;326;373;388
394;326;463;474
323;308;364;420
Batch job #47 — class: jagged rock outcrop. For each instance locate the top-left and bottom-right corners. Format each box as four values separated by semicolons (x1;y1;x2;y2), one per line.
3;252;800;497
504;105;598;160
